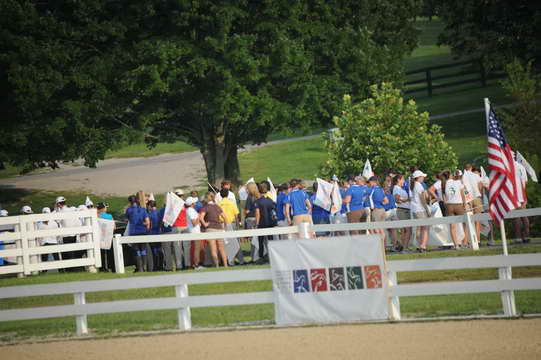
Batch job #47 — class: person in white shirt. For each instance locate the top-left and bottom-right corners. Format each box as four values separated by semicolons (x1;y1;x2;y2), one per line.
463;164;483;243
37;207;61;262
429;170;450;216
214;179;237;203
410;170;430;252
54;196;81;260
185;197;203;269
444;170;470;249
513;160;530;243
392;174;411;252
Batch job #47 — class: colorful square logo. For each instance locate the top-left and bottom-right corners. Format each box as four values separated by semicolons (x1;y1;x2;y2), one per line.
329;267;345;291
293;269;310;293
346;266;364;290
310;268;328;292
364;265;383;289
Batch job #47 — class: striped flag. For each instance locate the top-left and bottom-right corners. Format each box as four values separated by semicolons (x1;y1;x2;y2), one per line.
486;102;518;222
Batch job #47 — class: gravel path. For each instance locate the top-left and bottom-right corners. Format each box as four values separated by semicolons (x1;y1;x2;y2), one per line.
3;318;541;360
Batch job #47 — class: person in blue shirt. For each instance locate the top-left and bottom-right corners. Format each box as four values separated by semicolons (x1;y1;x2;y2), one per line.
125;195;150;272
368;176;388;243
344;176;371;234
146;200;163;271
285;179;312;227
310;182;331;236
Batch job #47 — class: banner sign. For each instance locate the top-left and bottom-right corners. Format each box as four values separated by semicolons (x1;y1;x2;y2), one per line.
98;218;115;250
269;235;388;325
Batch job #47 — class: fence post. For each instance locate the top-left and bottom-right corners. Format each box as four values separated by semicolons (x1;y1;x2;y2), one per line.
498;220;516;316
464;212;479;250
19;219;31;276
388;270;401;321
90;213;102;270
426;69;433;97
175;284;192;330
298;222;311;239
113;234;125;274
83;216;97;273
74;292;88;335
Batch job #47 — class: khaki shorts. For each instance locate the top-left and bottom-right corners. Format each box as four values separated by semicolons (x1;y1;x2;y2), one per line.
471;198;483;214
371;208;386;222
293;214;313;225
446;203;465;216
413;210;428;219
347;209;368;223
396;208;410;220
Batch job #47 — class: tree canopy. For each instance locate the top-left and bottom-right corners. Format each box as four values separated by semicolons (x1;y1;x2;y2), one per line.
320;83;458;179
437;0;541;69
1;0;421;184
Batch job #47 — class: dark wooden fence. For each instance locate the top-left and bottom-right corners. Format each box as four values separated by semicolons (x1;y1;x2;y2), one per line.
404;60;506;97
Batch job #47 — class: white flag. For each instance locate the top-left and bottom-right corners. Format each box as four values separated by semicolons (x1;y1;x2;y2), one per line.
267;177;277;202
516;151;538;182
362;159;374;179
246;177;255;184
314;178;333;211
163;192;184;227
85;196;93;207
148;193;155;201
330;182;343;215
480;166;489;186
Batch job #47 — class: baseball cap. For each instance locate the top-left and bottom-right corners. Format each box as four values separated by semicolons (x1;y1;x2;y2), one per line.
96;202;107;210
55;196;66;204
174;189;184;195
42;207;51;214
412;170;427;178
185;197;195;206
0;209;8;217
21;205;33;214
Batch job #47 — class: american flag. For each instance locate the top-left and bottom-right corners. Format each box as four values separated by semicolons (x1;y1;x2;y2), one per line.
487;104;518;222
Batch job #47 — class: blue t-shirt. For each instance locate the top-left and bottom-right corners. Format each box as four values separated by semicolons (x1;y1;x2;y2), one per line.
286;189;309;216
383;191;396;211
340;188;348;214
276;192;288;221
148;208;160;235
99;212;113;220
346;184;370;211
194;201;203;212
158;207;172;233
310;194;330;219
125;205;149;235
370;186;386;209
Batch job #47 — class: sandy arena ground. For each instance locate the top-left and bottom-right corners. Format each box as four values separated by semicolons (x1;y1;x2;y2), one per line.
3;319;541;360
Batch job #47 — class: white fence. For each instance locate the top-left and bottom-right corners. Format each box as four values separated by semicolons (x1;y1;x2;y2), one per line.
0;210;101;276
0;208;540;336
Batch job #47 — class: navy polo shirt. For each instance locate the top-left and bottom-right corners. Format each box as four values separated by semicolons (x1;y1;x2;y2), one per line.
125;205;149;235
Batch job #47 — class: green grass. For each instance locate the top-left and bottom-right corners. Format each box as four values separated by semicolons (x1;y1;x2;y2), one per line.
105;141;196;159
0;244;540;339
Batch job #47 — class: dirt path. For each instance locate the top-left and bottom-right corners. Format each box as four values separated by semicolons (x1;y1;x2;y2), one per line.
0;136;319;196
3;319;541;360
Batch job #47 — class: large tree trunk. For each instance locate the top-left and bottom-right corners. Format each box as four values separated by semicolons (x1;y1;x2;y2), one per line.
224;146;241;185
200;127;228;189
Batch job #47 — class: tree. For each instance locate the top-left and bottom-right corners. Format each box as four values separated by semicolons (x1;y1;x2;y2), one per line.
437;1;541;69
1;0;421;185
320;83;457;178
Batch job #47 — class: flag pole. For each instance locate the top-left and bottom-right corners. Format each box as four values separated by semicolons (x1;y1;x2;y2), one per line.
485;97;508;256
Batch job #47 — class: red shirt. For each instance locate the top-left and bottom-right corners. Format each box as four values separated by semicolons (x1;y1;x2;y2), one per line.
173;207;188;227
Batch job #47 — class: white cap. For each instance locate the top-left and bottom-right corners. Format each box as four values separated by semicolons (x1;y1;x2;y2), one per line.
0;210;8;217
185;197;195;206
42;207;51;214
78;204;88;211
412;170;427;179
21;205;33;214
56;196;66;203
174;189;184;195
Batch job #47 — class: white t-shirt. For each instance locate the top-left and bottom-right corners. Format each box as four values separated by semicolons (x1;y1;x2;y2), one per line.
214;191;237;204
392;185;410;209
55;206;81;236
410;182;426;213
515;161;527;204
463;170;482;199
186;207;200;233
37;221;60;245
432;180;443;201
445;179;464;204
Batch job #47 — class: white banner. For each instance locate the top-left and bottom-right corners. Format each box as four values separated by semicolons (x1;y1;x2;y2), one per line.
314;178;333;212
269;235;388;325
98;218;115;250
362;159;374;179
163;192;184;227
427;203;457;247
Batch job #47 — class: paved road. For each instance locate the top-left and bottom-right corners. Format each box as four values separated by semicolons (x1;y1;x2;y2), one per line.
0;135;320;196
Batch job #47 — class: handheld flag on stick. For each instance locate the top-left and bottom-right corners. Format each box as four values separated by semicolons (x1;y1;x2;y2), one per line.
246;177;255;184
163;192;184;227
148;193;155;201
485;98;518;222
362;159;374;179
516;151;538;183
267;177;277;202
85;196;93;207
314;178;333;211
207;182;219;193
